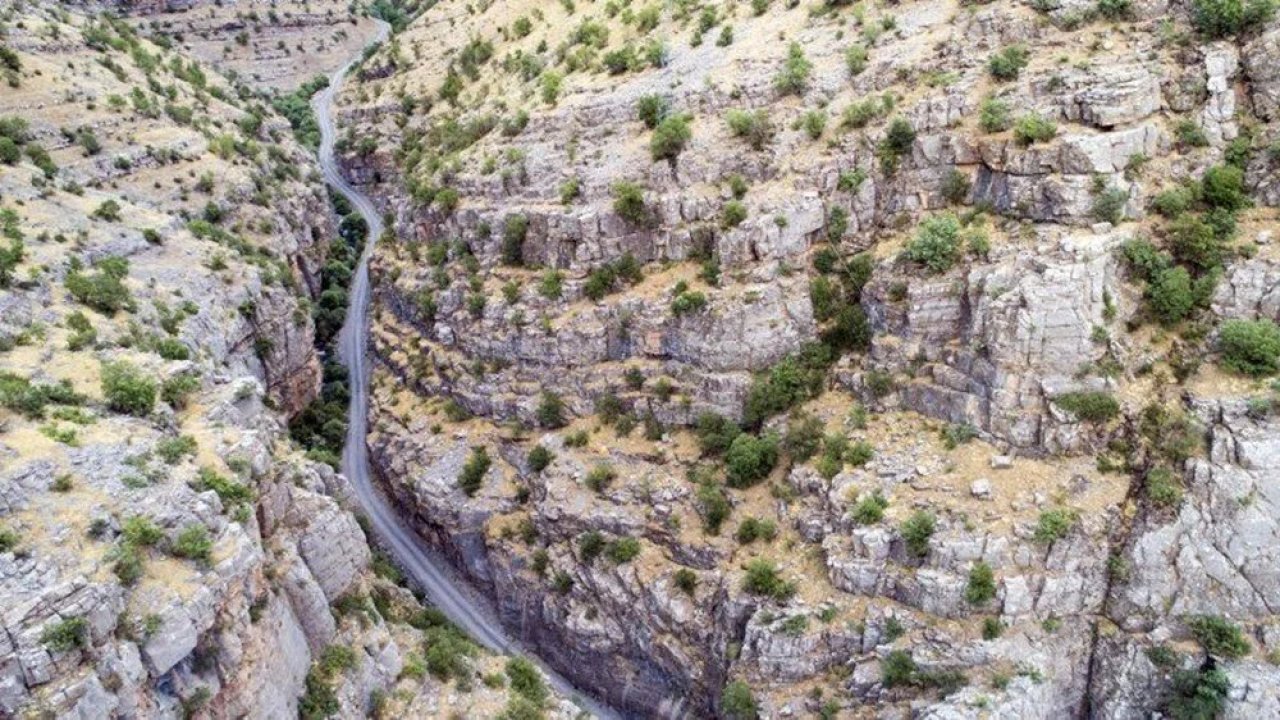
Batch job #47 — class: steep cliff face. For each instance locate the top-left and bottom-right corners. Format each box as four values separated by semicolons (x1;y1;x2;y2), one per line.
0;6;579;719
336;0;1280;716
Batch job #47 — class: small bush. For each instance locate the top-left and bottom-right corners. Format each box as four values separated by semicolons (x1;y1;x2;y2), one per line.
900;512;936;558
721;200;748;228
1219;319;1280;376
987;45;1029;81
612;181;652;226
101;361;156;416
171;524;213;562
845;44;869;76
979;98;1012;133
1145;467;1184;508
741;558;795;600
651;113;692;162
536;391;567;428
1033;508;1078;544
585;464;616;494
725;109;774;150
878;117;916;173
905;214;963;273
457;446;491;496
674;568;698;595
965;562;997;604
607;536;641;563
735;517;778;544
1054;391;1121;423
527;445;554;473
725;433;779;488
505;656;548;704
1191;0;1276;38
721;680;759;720
1013;114;1057;145
636;94;670;129
851;491;888;525
41;617;88;652
1166;667;1230;720
1187;614;1251;658
774;43;812;95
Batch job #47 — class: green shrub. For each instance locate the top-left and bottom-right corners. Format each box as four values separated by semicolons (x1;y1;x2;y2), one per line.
774;43;812;95
1152;186;1197;218
1145;467;1184;508
612;181;651;226
536;391;567;428
1191;0;1276;37
743;349;831;427
905;214;963;273
1200;164;1251;212
101;361;156;416
696;478;731;534
1166;667;1230;720
1187;614;1251;658
1147;266;1196;325
505;656;548;704
674;568;698;595
651;113;692;161
845;44;869;76
585;464;616;493
878;117;916;173
501;214;528;266
1219;319;1280;376
696;413;741;456
851;491;888;525
1054;391;1120;423
965;562;997;604
979;98;1012;133
527;445;554;472
671;288;708;316
1167;214;1225;271
725;109;774;150
66;258;134;314
171;524;213;562
1097;0;1134;19
900;511;936;558
457;446;491;496
1013;114;1056;145
741;558;795;600
721;200;748;228
607;536;641;562
155;435;197;464
881;650;917;688
735;517;778;544
40;617;88;652
721;680;759;720
799;110;827;140
636;94;670;129
1092;185;1129;225
941;169;971;205
1033;508;1078;544
987;45;1029;81
725;433;779;488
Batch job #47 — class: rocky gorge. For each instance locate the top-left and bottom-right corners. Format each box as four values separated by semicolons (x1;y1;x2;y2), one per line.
331;0;1280;717
3;0;1280;718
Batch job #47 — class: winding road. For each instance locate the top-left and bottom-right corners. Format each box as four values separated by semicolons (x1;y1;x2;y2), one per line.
312;22;619;720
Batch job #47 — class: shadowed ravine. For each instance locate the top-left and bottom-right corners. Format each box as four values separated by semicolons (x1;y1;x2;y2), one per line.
313;23;620;719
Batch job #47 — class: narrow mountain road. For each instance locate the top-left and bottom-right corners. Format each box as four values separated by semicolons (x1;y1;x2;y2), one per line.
312;22;620;719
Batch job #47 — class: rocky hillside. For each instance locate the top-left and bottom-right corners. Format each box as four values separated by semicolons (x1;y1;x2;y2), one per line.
0;4;581;719
333;0;1280;717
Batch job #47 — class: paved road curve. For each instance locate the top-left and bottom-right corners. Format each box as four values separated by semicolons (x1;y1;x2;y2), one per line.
312;22;619;719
